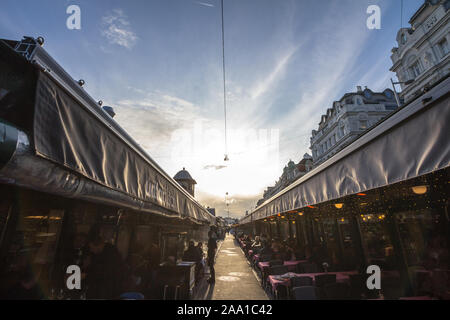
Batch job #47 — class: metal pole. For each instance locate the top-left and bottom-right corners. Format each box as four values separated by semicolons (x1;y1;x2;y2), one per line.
391;78;401;108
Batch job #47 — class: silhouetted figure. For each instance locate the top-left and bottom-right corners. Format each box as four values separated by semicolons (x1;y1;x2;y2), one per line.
207;229;218;284
83;225;127;299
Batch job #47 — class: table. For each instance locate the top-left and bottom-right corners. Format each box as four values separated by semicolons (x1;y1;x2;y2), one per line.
257;260;308;272
268;270;359;292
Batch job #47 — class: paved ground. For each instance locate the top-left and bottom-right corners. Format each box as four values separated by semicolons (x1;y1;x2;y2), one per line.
210;234;268;300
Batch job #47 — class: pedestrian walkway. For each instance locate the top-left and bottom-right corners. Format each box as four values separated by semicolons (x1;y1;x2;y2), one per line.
210;234;268;300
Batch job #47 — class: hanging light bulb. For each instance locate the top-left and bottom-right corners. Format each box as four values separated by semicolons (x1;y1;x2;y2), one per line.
411;185;428;195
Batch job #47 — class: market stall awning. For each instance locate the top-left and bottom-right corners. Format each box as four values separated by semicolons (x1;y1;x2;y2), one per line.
241;77;450;224
0;37;216;225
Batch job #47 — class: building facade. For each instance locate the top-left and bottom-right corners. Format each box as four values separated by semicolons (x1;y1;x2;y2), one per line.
256;153;313;207
390;0;450;103
310;86;398;166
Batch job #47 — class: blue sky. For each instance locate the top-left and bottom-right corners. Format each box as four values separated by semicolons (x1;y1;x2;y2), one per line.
1;0;424;216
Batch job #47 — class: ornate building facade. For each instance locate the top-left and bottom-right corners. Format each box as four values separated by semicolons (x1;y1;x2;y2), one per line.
310;86;398;166
390;0;450;103
256;153;313;207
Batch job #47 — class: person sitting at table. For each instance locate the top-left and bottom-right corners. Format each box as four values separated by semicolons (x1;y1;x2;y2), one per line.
271;241;284;261
259;240;273;256
251;236;262;249
183;241;201;263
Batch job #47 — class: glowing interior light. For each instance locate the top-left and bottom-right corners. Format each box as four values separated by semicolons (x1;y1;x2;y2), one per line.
357;193;367;196
411;185;428;195
334;203;343;209
298;212;304;216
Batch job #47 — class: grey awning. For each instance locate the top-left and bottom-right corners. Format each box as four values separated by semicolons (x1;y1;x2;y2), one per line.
241;77;450;224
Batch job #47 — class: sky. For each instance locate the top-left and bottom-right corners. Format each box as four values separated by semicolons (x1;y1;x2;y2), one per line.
1;0;425;217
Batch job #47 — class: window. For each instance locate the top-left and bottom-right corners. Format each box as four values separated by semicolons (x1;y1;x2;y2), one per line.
400;33;407;45
359;214;396;270
339;126;345;137
437;38;449;58
409;60;422;78
359;120;368;130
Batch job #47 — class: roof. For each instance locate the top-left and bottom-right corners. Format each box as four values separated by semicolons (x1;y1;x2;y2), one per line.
174;167;197;184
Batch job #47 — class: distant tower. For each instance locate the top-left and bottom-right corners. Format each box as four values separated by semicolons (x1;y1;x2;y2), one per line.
174;167;197;197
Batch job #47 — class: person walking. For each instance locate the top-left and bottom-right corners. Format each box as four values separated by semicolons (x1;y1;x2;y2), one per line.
207;228;218;284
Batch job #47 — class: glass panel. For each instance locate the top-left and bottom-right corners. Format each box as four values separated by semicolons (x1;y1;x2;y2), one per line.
279;220;290;239
1;208;64;298
338;217;358;270
359;213;396;270
322;218;340;267
0;198;11;246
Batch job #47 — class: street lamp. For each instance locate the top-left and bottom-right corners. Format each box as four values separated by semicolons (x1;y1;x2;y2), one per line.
390;78;414;108
225;192;230;218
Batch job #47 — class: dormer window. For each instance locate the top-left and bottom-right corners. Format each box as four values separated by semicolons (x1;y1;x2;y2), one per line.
400;33;407;45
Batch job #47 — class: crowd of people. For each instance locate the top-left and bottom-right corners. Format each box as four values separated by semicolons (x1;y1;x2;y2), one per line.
2;224;223;300
236;232;329;268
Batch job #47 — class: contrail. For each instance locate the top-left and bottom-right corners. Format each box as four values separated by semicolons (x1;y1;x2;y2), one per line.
195;1;215;7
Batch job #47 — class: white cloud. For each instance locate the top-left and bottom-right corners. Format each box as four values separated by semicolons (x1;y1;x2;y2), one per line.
194;1;215;8
101;9;138;49
250;46;297;100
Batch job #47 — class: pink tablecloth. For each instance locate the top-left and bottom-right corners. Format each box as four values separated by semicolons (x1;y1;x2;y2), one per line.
268;271;358;291
284;260;308;271
258;260;308;272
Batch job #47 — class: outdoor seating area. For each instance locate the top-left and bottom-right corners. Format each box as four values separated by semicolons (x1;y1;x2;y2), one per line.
235;230;449;300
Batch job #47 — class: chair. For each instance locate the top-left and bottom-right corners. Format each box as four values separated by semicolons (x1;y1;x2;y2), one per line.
274;284;289;300
268;260;283;267
323;282;351;300
268;265;289;276
297;263;318;273
290;276;314;299
292;286;317;300
315;274;337;299
291;276;313;287
259;254;272;262
264;266;289;291
315;274;337;287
